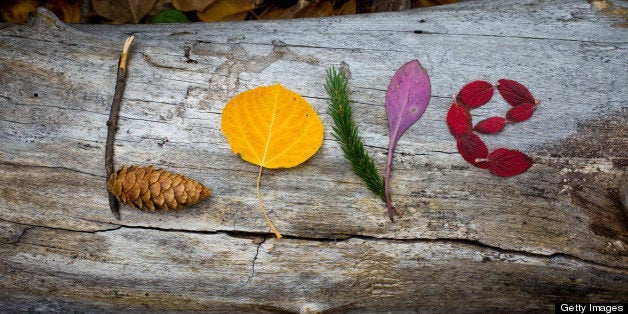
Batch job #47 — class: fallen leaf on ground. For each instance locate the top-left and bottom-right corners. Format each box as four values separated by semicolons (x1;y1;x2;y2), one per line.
173;0;217;12
1;0;38;23
221;83;324;238
197;0;260;22
293;0;334;18
93;0;158;23
257;0;310;20
150;9;190;23
339;0;356;15
45;0;81;23
413;0;459;7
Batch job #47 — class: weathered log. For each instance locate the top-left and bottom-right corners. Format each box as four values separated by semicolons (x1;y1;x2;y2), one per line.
0;0;626;311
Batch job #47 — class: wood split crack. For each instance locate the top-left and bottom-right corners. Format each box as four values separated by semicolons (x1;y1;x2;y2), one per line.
0;119;37;125
423;31;621;45
2;219;624;272
5;226;35;245
363;143;387;151
263;40;411;54
431;150;459;155
348;234;628;272
0;160;104;178
24;102;108;116
117;116;169;124
141;52;188;71
0;218;122;243
242;237;266;287
183;45;197;64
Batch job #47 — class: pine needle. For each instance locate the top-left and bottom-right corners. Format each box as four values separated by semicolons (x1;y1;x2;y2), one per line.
325;67;386;203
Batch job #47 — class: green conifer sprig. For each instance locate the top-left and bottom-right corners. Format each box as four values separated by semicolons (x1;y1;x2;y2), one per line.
325;67;386;202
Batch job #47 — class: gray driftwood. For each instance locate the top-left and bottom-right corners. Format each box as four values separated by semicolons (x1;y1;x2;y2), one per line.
1;0;626;312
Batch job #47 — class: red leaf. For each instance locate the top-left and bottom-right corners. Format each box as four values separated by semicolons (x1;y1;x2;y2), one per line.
456;132;488;168
473;116;506;134
486;148;533;177
446;103;472;139
457;80;494;109
497;79;535;106
506;103;536;122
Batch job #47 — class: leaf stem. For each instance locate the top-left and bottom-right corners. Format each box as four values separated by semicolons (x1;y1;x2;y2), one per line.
257;165;282;239
384;144;403;221
385;138;396;222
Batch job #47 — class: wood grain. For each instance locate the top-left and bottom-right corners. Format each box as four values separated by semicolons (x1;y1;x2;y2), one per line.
1;0;626;311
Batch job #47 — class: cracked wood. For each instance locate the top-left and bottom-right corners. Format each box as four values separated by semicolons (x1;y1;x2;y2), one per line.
1;0;627;312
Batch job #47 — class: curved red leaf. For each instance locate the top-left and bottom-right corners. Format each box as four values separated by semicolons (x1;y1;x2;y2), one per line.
496;79;535;106
457;80;494;109
456;132;488;168
473;116;506;134
487;148;533;177
446;102;472;139
506;103;536;122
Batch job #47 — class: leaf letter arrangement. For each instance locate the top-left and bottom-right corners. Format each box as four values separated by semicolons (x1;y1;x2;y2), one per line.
384;60;431;221
221;84;324;239
447;79;537;176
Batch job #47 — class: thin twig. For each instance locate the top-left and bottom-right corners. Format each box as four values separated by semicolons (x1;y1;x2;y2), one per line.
105;35;135;220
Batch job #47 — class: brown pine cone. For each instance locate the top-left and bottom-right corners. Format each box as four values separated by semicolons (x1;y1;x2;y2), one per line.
107;165;211;211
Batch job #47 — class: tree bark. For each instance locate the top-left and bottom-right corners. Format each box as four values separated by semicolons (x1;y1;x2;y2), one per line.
0;0;626;312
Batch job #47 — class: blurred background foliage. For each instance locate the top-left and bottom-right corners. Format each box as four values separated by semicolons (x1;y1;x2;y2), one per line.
0;0;459;24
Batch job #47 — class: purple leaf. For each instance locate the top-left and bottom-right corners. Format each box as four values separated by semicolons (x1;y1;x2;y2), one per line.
384;60;431;221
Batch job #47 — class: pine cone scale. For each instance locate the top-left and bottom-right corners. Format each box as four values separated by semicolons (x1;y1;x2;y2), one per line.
149;182;160;196
175;194;186;205
153;193;165;208
173;183;185;195
107;166;211;212
148;170;160;183
121;170;134;192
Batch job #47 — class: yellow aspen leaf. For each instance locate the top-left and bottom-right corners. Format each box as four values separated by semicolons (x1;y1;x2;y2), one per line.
221;84;324;239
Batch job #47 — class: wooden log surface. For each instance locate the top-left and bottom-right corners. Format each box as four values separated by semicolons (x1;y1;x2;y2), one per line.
1;0;626;311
